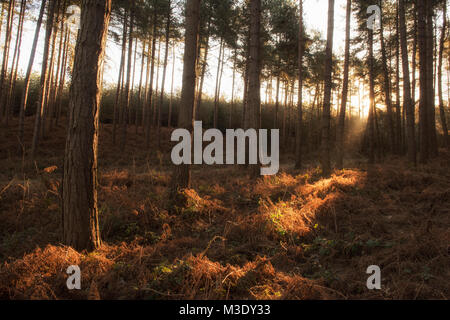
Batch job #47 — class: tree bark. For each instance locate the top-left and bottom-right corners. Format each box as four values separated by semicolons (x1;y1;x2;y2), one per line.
368;28;376;164
213;38;224;128
399;0;417;164
245;0;261;178
145;16;157;148
438;0;449;149
18;0;47;148
30;0;57;159
157;1;172;148
0;0;16;120
5;0;26;126
55;27;70;127
195;19;211;121
120;3;134;151
170;0;200;198
168;42;176;128
63;0;112;252
418;0;429;163
336;0;351;170
321;0;335;176
378;0;395;153
295;0;304;169
426;0;438;157
112;10;127;145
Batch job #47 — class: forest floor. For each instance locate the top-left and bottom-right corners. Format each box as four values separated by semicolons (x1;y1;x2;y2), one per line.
0;118;449;300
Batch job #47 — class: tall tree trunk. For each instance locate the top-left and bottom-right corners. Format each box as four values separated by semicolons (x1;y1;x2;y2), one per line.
321;0;335;176
438;0;449;148
170;0;200;198
63;0;112;252
18;0;47;148
120;4;134;151
113;10;127;145
135;40;146;133
152;39;161;127
5;0;26;126
142;38;151;128
158;1;171;148
274;73;280;129
426;0;438;157
241;35;250;128
195;19;211;121
0;0;15;120
368;28;376;164
42;0;61;137
379;0;395;152
229;48;237;128
49;0;68;131
55;27;70;127
31;0;57;159
418;0;429;163
412;8;417;112
246;0;261;178
336;0;351;170
130;37;138;125
168;42;175;128
0;3;5;38
145;17;157;148
399;0;417;164
213;38;224;128
395;4;402;152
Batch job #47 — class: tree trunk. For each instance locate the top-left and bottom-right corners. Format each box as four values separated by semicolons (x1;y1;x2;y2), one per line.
42;0;60;136
120;5;134;151
241;35;250;128
49;0;68;130
426;0;438;157
399;0;417;164
145;18;157;148
418;0;429;163
55;27;70;127
412;7;417;112
378;0;395;152
63;0;112;252
113;10;127;145
157;1;171;148
295;0;304;169
229;49;237;128
170;0;200;198
321;0;335;176
142;37;151;128
18;0;47;148
336;0;351;170
152;39;161;127
438;0;449;148
135;40;146;133
274;74;280;129
395;4;402;152
130;37;138;125
5;0;26;126
168;42;176;128
0;0;15;120
213;38;224;128
245;0;261;178
31;0;57;159
368;28;376;164
195;19;211;121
